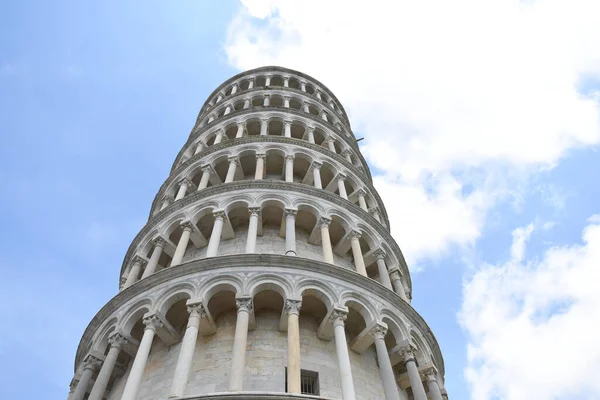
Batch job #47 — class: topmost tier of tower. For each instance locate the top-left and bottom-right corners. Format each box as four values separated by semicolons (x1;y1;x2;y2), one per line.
193;66;352;136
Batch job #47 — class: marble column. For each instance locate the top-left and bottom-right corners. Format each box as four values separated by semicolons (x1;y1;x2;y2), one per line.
225;157;238;183
171;222;194;267
284;96;290;108
214;130;224;144
283;77;289;87
229;298;252;391
285;299;302;394
284;209;297;256
235;122;245;138
375;251;393;290
319;217;334;264
303;101;310;113
321;111;328;122
243;98;251;109
300;81;307;92
424;368;444;400
206;211;225;257
370;325;400;400
216;94;223;102
285;155;294;183
255;154;265;180
72;355;102;400
389;270;408;302
350;231;367;277
371;208;382;223
245;208;261;253
337;174;348;199
263;94;270;107
306;127;315;143
67;379;77;400
198;166;212;190
342;150;352;163
312;162;322;189
330;308;356;400
160;195;173;211
123;256;146;289
315;90;322;100
260;118;268;135
400;346;427;400
141;238;166;279
88;333;128;400
327;137;337;152
121;315;163;400
356;189;368;211
231;83;238;94
208;115;215;123
284;120;292;137
248;78;254;89
224;105;232;115
265;75;271;86
169;303;206;398
194;142;204;155
175;179;191;201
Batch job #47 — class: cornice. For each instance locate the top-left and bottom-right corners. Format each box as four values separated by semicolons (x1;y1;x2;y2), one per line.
129;180;400;277
158;138;380;217
75;255;443;378
196;86;349;133
198;66;350;128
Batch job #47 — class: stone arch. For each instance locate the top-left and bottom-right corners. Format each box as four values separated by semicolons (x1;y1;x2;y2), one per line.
247;274;292;300
92;317;118;353
155;282;196;316
119;298;153;335
296;279;336;311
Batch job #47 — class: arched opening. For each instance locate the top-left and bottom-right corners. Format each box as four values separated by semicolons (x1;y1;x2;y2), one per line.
238;150;257;180
264;150;284;180
246;119;261;136
212;155;230;183
270;95;284;108
312;128;327;146
270;76;284;87
255;76;266;88
290;122;305;140
289;98;302;111
292;154;312;183
308;104;320;117
289;77;301;91
268;119;284;136
252;96;264;108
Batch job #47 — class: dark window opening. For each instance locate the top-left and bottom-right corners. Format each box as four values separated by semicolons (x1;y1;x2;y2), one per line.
285;368;320;395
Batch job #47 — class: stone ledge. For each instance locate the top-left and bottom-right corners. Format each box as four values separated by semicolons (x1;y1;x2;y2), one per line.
179;391;333;400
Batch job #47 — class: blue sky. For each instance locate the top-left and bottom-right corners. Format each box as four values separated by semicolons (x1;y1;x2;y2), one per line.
1;1;599;400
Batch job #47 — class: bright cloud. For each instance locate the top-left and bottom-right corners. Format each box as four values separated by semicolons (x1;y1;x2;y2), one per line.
224;0;600;265
459;216;600;399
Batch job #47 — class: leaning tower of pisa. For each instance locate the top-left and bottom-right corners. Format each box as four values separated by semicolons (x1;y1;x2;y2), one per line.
68;66;448;400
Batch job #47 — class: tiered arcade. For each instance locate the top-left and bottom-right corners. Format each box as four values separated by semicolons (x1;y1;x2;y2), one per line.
68;66;448;400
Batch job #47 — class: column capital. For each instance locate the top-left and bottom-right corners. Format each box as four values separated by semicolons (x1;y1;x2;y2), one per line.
255;153;266;160
341;148;352;156
178;178;192;187
388;267;402;281
356;188;366;196
369;323;388;341
153;237;167;248
108;332;128;350
306;125;315;132
319;216;332;227
263;93;271;98
284;299;302;316
375;249;386;261
328;306;348;327
236;297;253;313
337;172;347;181
237;121;245;127
398;344;417;363
201;164;213;174
142;314;164;332
83;354;103;371
312;161;322;169
349;230;362;239
285;154;295;161
227;156;239;164
248;76;255;82
284;208;297;218
162;194;174;203
423;366;439;381
248;207;262;217
131;255;147;268
180;221;195;232
325;135;336;143
213;210;226;220
260;117;269;123
69;378;79;392
186;302;208;318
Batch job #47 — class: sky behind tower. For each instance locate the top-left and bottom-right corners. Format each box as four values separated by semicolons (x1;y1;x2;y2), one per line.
1;1;599;399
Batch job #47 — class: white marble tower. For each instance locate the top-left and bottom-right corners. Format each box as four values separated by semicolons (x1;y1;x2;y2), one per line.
68;66;448;400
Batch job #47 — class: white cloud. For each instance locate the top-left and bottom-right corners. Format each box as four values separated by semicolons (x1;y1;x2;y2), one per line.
224;0;600;264
459;216;600;399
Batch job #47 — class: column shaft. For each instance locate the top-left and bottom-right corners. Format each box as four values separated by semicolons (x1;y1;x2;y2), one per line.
287;312;301;393
229;302;251;391
175;182;188;201
245;210;260;253
285;157;294;182
260;119;268;135
123;261;142;289
206;214;224;257
214;131;223;144
338;178;348;199
427;378;444;400
405;356;427;400
376;257;393;290
169;308;202;398
72;368;93;400
235;123;244;138
374;337;400;400
351;236;367;276
172;226;192;267
225;160;237;183
198;169;211;190
312;166;322;189
333;321;356;400
358;193;368;211
120;325;158;400
88;346;120;400
285;211;297;256
141;242;163;279
307;129;315;143
284;122;291;137
255;156;265;180
320;223;334;264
